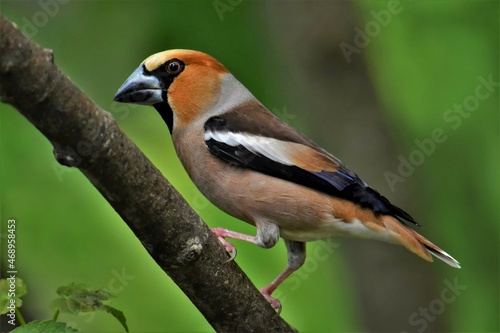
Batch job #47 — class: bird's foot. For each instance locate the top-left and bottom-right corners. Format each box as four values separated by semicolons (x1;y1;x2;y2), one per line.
259;286;282;314
211;227;237;261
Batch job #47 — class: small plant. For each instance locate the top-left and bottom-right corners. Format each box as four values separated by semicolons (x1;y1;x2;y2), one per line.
0;278;128;332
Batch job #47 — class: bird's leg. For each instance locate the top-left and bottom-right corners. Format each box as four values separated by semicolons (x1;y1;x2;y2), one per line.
211;227;257;261
260;240;306;312
211;220;280;261
213;223;301;312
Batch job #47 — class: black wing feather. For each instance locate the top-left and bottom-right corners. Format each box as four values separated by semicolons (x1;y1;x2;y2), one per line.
204;116;418;225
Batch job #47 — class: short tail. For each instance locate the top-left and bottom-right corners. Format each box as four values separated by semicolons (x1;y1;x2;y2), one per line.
384;217;461;269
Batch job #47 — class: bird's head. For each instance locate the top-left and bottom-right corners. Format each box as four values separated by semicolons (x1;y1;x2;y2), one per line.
114;49;230;132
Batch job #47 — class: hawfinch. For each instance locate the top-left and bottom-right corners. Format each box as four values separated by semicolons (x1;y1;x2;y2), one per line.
114;49;460;310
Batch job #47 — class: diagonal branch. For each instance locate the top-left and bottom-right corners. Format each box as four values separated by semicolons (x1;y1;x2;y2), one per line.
0;15;295;332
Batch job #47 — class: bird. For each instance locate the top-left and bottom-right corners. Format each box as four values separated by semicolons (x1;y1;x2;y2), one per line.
113;49;461;310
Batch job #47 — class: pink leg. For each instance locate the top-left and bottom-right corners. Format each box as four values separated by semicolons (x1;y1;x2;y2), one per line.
212;228;306;313
259;267;295;313
261;240;306;312
211;227;258;261
211;227;258;243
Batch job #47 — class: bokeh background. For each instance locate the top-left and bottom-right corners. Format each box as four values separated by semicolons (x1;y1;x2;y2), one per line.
1;1;498;332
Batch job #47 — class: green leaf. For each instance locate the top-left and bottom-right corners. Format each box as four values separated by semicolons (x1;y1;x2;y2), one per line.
0;277;27;314
103;305;129;332
51;282;128;331
51;282;113;314
11;320;80;333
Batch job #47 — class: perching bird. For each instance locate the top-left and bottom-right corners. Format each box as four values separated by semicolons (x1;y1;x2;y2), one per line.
113;49;460;310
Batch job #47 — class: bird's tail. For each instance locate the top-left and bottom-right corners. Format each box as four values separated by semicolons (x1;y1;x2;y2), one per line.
383;217;461;268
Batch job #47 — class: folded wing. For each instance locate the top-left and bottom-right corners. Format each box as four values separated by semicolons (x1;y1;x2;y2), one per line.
203;110;417;226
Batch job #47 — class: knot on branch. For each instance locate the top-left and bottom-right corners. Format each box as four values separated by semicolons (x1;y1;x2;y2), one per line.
53;144;83;167
43;48;54;63
178;237;203;264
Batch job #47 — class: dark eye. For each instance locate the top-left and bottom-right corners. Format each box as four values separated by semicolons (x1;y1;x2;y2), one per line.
166;60;182;74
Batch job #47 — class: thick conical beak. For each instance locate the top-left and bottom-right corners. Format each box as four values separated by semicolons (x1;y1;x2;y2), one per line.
113;65;164;105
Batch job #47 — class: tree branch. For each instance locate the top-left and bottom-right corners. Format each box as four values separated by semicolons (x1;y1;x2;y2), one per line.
0;15;295;332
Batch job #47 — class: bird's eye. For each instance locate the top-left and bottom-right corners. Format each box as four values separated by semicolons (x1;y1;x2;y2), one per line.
166;60;183;75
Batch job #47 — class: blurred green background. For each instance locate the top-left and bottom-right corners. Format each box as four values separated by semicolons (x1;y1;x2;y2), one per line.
1;1;498;332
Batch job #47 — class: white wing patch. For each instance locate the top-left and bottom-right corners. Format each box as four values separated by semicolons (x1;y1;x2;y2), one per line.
204;130;297;166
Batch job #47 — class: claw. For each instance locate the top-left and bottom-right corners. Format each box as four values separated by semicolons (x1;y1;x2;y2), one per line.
260;287;282;314
211;228;237;262
217;236;237;262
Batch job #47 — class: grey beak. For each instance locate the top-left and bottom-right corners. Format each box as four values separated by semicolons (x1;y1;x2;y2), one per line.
113;65;164;105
